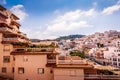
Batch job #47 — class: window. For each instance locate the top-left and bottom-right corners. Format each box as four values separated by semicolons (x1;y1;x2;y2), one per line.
38;68;44;74
2;67;6;73
110;62;112;65
117;50;120;52
12;67;14;73
13;56;15;61
3;56;10;63
18;67;24;74
3;45;10;51
113;62;117;65
118;54;120;56
113;58;117;61
118;58;120;62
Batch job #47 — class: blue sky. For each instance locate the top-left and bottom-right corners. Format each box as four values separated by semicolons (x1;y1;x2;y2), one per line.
0;0;120;39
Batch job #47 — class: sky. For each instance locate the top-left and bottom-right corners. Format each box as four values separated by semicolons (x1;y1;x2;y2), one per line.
0;0;120;39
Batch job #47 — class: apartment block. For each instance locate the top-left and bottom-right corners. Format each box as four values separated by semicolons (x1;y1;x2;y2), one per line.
0;5;29;79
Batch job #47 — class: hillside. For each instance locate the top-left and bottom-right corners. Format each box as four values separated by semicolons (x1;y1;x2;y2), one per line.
55;34;85;41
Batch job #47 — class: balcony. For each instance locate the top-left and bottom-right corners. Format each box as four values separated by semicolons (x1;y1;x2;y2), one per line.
0;18;6;23
18;38;28;43
0;27;17;34
2;37;27;43
12;48;54;53
18;31;27;38
3;37;19;42
58;60;87;64
0;10;8;18
20;33;27;37
46;59;56;67
11;19;21;27
47;59;56;63
84;74;120;80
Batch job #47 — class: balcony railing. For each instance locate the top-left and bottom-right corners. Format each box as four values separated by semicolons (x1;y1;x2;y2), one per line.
0;27;17;34
3;38;18;42
0;18;6;23
47;59;56;63
12;48;54;52
0;10;8;18
58;60;87;64
18;38;27;42
2;37;27;43
84;74;120;79
18;32;27;38
11;19;20;26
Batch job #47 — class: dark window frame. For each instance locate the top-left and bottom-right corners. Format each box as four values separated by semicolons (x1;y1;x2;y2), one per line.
2;67;6;73
38;68;44;74
18;67;24;74
3;56;10;63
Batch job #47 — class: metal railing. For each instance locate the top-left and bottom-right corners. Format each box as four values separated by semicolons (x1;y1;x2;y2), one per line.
0;27;17;34
3;37;28;43
18;38;26;42
13;48;54;52
47;59;56;63
84;74;120;79
19;32;27;37
58;60;87;64
0;10;7;17
3;37;18;41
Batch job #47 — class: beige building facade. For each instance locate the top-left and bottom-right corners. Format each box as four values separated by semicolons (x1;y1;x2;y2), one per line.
12;53;55;80
0;5;29;79
54;68;84;80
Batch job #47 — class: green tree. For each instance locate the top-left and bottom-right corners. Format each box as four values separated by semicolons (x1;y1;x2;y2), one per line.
70;51;85;58
99;70;115;75
97;43;104;48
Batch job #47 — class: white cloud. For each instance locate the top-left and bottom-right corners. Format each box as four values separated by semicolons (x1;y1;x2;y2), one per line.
33;9;96;39
10;5;28;22
0;0;6;4
102;1;120;15
46;21;92;32
46;9;95;32
54;9;97;23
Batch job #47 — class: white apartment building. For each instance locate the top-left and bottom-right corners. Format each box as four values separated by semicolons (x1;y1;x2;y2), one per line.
109;48;120;68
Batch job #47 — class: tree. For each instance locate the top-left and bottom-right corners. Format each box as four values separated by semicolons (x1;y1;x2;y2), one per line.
70;51;85;58
99;70;115;75
97;43;104;48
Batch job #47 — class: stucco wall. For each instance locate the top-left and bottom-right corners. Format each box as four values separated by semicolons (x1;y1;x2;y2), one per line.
0;33;14;79
54;68;84;80
14;55;53;80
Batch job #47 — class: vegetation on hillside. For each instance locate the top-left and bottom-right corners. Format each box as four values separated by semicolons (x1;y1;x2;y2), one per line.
70;51;85;58
99;70;116;75
28;43;57;48
56;34;85;41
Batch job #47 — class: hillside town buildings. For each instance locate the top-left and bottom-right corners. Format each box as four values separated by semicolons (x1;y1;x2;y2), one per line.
59;29;120;68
